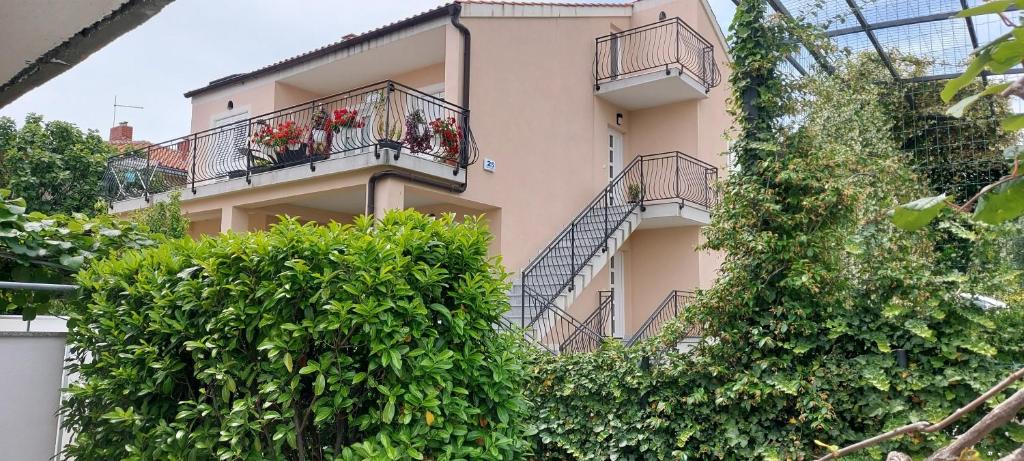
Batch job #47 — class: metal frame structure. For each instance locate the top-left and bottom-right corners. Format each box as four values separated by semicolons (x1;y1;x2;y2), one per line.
732;0;1023;83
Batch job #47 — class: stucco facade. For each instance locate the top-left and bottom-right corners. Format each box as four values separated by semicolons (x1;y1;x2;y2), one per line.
106;0;732;346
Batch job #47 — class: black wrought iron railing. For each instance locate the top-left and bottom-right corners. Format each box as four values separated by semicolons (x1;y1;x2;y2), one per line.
560;290;614;351
102;81;478;202
518;152;716;353
626;290;699;347
515;288;604;354
595;17;722;92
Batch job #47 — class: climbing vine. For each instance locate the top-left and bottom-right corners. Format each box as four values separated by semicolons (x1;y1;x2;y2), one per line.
527;1;1024;457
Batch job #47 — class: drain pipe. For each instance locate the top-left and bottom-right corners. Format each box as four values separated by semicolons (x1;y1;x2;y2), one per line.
366;170;467;216
365;5;473;218
450;3;471;110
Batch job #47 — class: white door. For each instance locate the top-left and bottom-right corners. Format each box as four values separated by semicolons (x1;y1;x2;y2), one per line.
609;130;623;181
608;129;626;338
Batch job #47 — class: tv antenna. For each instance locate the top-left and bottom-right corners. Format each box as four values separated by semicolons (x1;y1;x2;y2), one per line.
112;95;144;127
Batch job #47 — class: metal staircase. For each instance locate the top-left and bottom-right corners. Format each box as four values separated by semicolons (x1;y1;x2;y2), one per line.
626;290;698;347
500;152;717;354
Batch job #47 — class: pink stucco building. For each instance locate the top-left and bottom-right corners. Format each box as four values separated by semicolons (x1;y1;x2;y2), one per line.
103;0;732;353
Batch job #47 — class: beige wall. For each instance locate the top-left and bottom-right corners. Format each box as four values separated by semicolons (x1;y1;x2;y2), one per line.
622;226;701;333
190;82;276;133
172;0;731;329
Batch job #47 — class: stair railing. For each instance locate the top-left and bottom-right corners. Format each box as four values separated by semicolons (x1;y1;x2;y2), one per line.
519;152;716;346
560;290;614;351
626;290;698;347
518;287;603;354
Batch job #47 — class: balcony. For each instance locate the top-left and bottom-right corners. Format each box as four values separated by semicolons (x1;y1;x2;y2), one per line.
102;81;477;208
594;18;722;110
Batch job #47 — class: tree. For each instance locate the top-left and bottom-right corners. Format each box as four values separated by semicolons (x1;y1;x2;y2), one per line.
0;114;114;215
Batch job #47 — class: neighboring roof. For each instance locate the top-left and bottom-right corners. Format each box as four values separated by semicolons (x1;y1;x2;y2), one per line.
0;0;173;108
183;1;636;99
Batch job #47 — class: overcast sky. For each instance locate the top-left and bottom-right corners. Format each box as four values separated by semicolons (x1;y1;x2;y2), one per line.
0;0;735;143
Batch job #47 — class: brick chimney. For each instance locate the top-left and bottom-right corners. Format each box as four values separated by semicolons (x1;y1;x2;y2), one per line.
109;121;133;143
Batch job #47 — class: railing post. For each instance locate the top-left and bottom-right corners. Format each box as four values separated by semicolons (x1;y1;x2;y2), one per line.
675;20;681;68
603;185;609;253
190;134;197;195
610;288;615;338
142;147;151;203
675;154;681;207
521;272;528;329
639;159;646;212
702;47;710;92
569;223;576;292
309;106;317;173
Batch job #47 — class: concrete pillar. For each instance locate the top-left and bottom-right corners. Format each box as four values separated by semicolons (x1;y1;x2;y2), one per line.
371;177;405;220
220;206;250;233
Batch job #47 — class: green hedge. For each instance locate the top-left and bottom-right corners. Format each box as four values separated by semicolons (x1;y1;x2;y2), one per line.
63;211;530;460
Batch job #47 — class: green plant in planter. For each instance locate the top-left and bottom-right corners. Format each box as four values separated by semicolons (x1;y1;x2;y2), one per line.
626;183;642;203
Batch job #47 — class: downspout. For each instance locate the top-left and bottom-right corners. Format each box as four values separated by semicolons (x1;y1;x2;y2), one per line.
450;3;471;110
366;3;473;218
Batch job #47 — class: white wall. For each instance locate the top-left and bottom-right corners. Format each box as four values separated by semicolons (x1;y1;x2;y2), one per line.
0;315;71;461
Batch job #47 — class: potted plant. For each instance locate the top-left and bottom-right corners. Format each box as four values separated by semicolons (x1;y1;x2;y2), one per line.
330;107;365;151
371;90;402;150
627;182;643;203
250;122;278;161
309;107;331;155
429;116;462;165
403;109;433;153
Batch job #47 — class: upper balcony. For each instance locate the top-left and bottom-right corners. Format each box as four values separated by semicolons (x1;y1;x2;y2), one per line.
594;17;722;110
103;81;477;211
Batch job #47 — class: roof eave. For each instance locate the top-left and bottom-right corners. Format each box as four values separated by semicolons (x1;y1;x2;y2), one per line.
182;4;454;99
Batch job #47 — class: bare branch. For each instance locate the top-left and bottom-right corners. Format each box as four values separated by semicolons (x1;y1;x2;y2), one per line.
997;445;1024;461
1000;76;1024;101
926;388;1024;461
814;423;929;460
812;368;1024;461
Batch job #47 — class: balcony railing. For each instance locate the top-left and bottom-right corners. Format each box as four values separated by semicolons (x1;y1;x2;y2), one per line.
595;17;722;92
102;81;478;202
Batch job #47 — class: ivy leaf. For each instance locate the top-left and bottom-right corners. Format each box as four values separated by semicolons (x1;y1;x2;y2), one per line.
973;177;1024;224
59;254;85;270
892;194;947;230
905;319;936;342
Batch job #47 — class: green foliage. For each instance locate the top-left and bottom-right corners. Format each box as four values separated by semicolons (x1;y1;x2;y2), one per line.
527;52;1024;460
0;190;156;319
0;114;114;215
727;0;797;172
63;210;531;460
132;191;190;239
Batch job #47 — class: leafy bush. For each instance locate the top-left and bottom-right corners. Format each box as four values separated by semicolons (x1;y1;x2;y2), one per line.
63;211;530;460
0;190;157;319
132;191;190;239
527;29;1024;460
